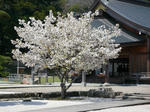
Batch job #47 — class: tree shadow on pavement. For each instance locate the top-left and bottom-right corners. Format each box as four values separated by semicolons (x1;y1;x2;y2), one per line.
0;101;47;106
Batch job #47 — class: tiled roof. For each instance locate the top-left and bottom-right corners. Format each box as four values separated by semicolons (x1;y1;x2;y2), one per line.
91;18;144;44
101;0;150;35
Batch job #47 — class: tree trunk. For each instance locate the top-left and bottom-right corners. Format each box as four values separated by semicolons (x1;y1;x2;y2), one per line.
38;77;41;84
59;71;81;99
60;83;66;99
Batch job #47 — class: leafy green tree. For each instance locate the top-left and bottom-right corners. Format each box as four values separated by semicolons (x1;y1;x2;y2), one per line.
0;55;12;77
0;10;10;23
68;3;81;12
0;0;63;56
0;10;11;55
0;0;64;77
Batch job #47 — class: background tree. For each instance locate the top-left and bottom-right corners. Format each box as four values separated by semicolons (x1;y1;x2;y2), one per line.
0;0;63;56
0;10;10;23
65;0;94;13
0;10;11;55
0;10;12;77
0;0;63;77
0;0;94;57
0;55;12;77
68;3;81;12
12;11;121;98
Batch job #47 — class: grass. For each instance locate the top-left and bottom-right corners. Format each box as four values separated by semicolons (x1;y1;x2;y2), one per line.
40;76;72;84
0;75;72;84
40;76;60;84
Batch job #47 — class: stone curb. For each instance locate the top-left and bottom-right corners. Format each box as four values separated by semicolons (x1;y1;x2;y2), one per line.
0;85;58;89
0;83;149;89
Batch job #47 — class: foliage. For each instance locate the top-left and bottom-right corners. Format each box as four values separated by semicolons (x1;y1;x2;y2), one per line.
0;55;12;77
68;3;81;12
40;76;61;84
0;10;10;24
12;10;121;98
68;3;88;13
0;9;12;56
0;0;62;56
63;0;93;13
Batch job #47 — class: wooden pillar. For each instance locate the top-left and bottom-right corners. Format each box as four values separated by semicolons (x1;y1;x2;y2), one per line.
104;63;109;83
31;67;34;84
38;76;41;84
129;55;133;75
147;37;150;73
133;55;137;73
112;62;114;77
53;74;55;83
82;71;86;87
17;61;19;76
45;69;48;84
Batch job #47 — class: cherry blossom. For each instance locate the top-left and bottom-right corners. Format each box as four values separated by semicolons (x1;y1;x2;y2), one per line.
12;10;121;98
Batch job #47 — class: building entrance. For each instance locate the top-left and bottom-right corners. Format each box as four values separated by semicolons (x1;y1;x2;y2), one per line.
109;58;129;79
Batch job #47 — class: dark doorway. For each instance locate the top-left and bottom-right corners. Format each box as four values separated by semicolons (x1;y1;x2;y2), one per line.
109;58;129;83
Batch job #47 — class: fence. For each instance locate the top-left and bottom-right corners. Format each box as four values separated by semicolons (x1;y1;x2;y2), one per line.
8;74;24;82
130;72;150;84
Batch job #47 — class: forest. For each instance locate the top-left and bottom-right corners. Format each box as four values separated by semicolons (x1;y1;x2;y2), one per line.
0;0;90;77
0;0;65;76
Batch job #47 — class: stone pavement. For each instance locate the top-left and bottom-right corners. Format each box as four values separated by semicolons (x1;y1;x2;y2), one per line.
21;99;150;112
90;104;150;112
0;83;150;112
0;83;150;95
1;83;150;101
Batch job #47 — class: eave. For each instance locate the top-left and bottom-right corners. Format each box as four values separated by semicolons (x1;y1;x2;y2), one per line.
100;0;150;36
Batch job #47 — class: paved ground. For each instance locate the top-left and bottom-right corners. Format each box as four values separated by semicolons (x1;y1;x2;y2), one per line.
0;83;150;112
0;83;150;94
0;100;91;112
90;105;150;112
21;100;150;112
0;98;149;112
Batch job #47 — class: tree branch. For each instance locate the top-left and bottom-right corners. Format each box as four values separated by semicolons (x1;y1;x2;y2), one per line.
66;74;80;90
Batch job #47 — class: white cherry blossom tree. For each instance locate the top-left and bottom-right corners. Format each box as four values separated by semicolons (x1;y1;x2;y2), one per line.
11;11;121;98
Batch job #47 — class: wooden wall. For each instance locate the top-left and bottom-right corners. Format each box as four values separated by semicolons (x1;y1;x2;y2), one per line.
119;41;147;74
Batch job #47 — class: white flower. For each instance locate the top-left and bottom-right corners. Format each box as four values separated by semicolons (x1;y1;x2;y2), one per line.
12;10;121;73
